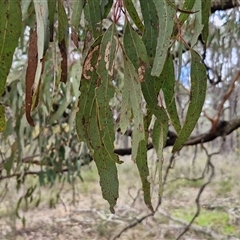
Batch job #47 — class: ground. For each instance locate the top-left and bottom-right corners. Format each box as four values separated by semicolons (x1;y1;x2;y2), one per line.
0;147;240;240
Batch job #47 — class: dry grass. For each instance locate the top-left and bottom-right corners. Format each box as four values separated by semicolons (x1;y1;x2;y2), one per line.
0;147;240;240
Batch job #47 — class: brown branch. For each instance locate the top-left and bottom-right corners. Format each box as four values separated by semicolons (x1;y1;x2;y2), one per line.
114;117;240;156
211;0;240;13
0;168;69;180
176;143;216;239
215;71;240;122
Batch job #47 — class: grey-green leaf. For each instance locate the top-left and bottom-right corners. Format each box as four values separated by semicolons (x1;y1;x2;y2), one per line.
201;0;211;43
161;54;182;133
136;139;154;212
151;0;175;76
172;50;207;152
0;1;22;96
124;0;144;33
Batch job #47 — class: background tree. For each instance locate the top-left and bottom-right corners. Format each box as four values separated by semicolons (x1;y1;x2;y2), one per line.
0;0;240;233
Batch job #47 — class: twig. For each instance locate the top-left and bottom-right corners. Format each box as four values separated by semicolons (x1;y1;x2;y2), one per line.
0;168;70;180
112;196;162;240
111;212;154;240
176;143;217;240
158;209;239;240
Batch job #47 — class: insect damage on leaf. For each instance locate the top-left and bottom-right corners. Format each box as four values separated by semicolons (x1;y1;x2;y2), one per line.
83;45;100;80
138;60;147;82
25;30;38;127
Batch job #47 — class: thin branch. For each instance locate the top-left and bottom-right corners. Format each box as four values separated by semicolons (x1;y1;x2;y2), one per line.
176;142;220;240
112;197;162;240
0;168;70;180
158;209;239;240
114;117;240;156
215;71;240;122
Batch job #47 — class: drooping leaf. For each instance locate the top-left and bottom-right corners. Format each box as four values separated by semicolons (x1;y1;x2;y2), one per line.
25;30;38;126
190;0;203;47
142;70;169;125
119;86;132;134
138;1;169;125
161;54;182;133
48;0;56;42
0;1;22;96
71;0;84;46
151;0;175;77
32;0;49;108
76;36;119;212
96;24;121;164
201;0;211;43
152;119;168;198
71;0;84;30
136;139;154;212
58;0;68;83
139;0;158;64
123;56;145;161
84;0;102;39
89;102;119;214
124;0;144;33
172;50;207;152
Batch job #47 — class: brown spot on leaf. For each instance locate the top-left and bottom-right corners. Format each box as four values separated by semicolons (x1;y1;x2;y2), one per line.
138;59;146;82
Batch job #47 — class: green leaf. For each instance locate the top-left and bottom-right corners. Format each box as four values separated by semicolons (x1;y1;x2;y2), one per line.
201;0;211;43
142;70;169;125
96;24;121;164
0;1;22;96
32;0;49;107
119;86;132;133
123;56;145;161
57;0;68;43
152;119;168;197
136;139;154;212
88;103;119;213
123;23;149;69
178;0;196;25
151;0;175;76
172;50;207;152
137;3;169;125
139;0;158;64
161;54;181;133
190;0;203;47
172;0;196;36
0;105;5;132
76;36;102;150
48;0;56;42
101;0;113;19
71;0;84;31
77;35;119;212
124;0;144;33
123;23;149;160
84;0;102;39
